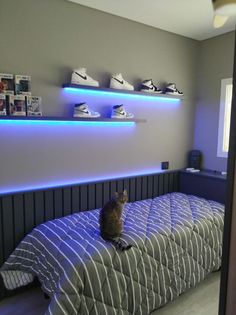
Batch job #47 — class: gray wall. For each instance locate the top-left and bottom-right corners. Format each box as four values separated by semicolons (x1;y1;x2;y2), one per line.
194;32;235;172
0;0;199;192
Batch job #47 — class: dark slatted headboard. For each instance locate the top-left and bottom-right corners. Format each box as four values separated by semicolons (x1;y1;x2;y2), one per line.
0;170;179;266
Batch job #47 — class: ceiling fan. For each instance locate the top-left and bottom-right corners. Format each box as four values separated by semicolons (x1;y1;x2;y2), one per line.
212;0;236;28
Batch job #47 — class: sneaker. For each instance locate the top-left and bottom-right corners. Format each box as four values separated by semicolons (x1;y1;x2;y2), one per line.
110;73;134;91
165;83;183;96
140;79;162;93
73;103;100;118
111;105;134;119
71;68;99;87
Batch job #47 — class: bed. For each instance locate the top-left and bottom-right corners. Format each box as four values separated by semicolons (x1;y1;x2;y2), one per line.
0;192;224;315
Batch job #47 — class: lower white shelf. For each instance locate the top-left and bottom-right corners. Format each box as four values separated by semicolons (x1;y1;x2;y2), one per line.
0;116;146;123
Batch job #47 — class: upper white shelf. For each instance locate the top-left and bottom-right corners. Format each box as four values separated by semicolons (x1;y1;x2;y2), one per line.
62;84;185;101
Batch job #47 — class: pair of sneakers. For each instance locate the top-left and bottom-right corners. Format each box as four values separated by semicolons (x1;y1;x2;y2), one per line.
141;80;183;96
73;103;134;119
111;76;183;96
71;68;134;91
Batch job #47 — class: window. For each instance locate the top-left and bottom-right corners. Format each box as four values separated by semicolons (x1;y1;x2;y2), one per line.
217;78;233;158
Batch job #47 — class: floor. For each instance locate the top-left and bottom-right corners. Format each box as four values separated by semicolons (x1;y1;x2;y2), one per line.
0;272;220;315
152;272;220;315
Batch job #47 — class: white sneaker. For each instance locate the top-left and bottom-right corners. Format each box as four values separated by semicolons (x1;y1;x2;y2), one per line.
165;83;183;96
111;105;134;119
110;73;134;91
140;79;162;93
73;103;100;118
71;68;99;87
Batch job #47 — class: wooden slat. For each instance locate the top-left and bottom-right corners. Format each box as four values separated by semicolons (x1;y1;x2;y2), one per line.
2;196;14;260
13;194;24;247
24;192;35;234
34;191;44;226
158;174;164;196
54;189;63;218
174;173;179;192
117;180;124;193
168;173;174;192
44;190;54;221
147;175;153;199
123;179;129;195
141;176;148;200
153;175;158;197
164;174;169;194
80;185;88;211
110;181;117;198
95;183;103;209
129;178;136;202
136;177;142;200
72;186;80;213
103;182;110;205
88;184;95;210
63;187;72;216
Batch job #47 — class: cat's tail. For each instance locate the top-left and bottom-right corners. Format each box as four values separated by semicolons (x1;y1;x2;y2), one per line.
111;239;132;251
102;236;132;251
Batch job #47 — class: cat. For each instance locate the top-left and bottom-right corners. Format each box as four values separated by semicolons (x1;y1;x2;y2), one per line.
99;190;132;251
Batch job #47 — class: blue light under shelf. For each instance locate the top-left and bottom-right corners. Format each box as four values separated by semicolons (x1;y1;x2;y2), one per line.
62;84;183;102
0;118;137;126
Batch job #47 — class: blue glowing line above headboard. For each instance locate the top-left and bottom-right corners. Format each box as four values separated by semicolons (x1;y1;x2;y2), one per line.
0;168;169;195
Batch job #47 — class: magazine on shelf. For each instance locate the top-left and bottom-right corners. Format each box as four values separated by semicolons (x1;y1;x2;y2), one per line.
27;96;42;116
0;73;14;95
15;75;31;96
9;95;26;116
0;94;7;115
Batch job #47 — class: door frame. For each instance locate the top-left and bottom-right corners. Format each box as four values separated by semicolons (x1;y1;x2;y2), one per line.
219;31;236;315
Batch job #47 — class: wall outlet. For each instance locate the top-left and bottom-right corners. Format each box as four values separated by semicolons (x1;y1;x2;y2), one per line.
161;161;169;170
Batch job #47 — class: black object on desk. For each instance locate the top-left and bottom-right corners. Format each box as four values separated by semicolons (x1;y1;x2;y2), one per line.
179;169;227;204
188;150;202;169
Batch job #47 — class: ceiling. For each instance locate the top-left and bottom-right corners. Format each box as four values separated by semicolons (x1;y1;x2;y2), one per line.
67;0;235;41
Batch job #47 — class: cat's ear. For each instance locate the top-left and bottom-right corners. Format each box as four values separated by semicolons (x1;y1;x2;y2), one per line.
123;190;127;196
114;192;119;198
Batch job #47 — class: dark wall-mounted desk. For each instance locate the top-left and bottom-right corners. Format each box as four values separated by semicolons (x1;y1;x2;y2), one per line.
179;169;227;204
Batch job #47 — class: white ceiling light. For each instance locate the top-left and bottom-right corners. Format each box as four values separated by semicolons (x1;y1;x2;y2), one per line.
213;15;229;28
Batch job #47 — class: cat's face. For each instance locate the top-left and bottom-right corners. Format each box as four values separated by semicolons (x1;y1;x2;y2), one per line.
114;190;128;204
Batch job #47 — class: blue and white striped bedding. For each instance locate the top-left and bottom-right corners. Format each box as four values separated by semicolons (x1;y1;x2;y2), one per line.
0;193;224;314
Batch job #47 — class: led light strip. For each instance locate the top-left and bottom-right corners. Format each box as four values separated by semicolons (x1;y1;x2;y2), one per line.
63;87;181;102
0;119;135;126
0;169;164;195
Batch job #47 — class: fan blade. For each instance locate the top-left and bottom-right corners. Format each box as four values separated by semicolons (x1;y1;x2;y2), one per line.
212;0;236;16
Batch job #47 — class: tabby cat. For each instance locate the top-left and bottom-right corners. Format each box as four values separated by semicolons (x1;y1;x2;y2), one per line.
99;190;132;251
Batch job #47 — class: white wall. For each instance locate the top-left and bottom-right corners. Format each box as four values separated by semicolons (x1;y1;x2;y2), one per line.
0;0;199;192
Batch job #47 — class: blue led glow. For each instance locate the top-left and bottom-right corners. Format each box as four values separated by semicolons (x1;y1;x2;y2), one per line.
0;169;164;195
0;119;135;126
63;87;181;102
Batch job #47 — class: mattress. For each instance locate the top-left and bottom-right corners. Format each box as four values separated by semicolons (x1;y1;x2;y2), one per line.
0;192;224;315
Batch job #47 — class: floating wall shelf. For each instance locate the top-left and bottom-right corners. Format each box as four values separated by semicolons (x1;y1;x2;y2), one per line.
0;116;146;123
62;84;185;101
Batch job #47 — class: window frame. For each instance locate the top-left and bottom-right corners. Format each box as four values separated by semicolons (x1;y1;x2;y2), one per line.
217;78;233;158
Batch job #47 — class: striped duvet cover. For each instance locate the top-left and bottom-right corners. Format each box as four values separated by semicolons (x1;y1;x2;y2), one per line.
0;193;224;315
